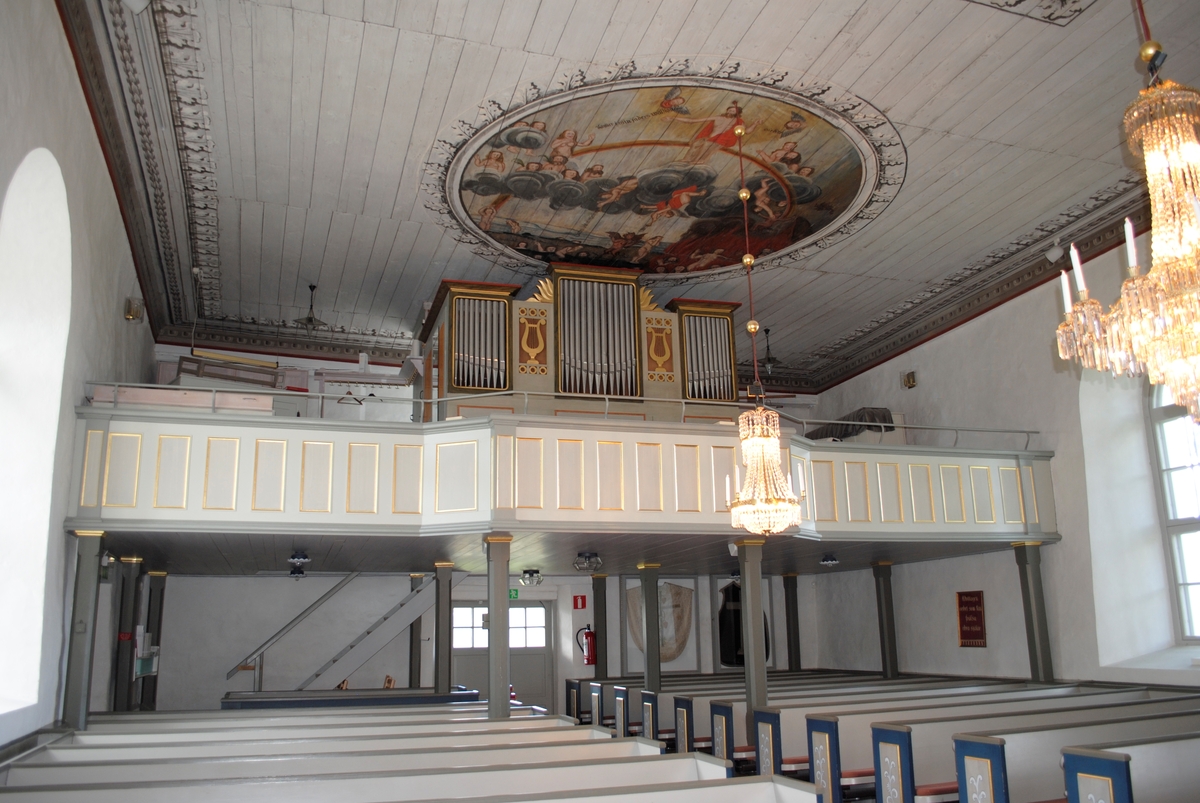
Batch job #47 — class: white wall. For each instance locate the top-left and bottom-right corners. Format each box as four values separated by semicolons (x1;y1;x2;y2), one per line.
0;1;153;745
812;568;881;671
811;233;1191;684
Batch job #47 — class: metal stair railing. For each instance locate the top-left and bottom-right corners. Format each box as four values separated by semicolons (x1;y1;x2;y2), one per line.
298;571;468;691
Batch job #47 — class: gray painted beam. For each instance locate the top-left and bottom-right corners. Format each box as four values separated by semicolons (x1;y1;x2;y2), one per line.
139;573;167;710
738;539;768;735
486;536;512;719
639;563;661;694
873;561;900;679
435;562;453;694
113;558;142;711
782;573;801;671
592;574;608;681
63;533;104;729
409;573;424;688
1015;542;1055;682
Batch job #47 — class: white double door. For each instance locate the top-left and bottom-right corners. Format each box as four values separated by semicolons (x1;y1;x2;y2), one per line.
451;602;553;710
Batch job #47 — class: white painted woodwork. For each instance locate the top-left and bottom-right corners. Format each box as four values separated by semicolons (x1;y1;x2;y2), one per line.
70;408;1057;543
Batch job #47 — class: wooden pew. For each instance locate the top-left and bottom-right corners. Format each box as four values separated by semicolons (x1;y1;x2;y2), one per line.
20;724;617;764
66;713;580;746
954;714;1200;803
1061;732;1200;803
413;774;821;803
868;695;1200;803
0;751;732;803
2;736;666;786
82;704;547;732
799;687;1157;803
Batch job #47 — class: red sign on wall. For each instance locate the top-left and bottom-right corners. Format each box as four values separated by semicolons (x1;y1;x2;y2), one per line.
957;591;986;648
573;595;587;610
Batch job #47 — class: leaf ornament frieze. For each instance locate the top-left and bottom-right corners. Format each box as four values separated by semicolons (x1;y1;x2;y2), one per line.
963;0;1099;25
422;56;909;286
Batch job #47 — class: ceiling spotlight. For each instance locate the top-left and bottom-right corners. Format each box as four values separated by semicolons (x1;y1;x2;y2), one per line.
572;552;602;573
819;553;839;567
520;569;543;586
289;565;306;580
288;551;311;566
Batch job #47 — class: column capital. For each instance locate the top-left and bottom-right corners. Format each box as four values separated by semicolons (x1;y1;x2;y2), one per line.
119;556;143;564
734;538;767;547
409;572;426;578
782;572;799;577
1010;541;1043;548
434;561;455;568
484;535;513;543
636;562;661;570
73;529;105;537
147;571;168;577
591;573;608;579
871;560;894;566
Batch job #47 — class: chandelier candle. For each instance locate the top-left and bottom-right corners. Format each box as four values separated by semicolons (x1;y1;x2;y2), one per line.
1125;217;1139;269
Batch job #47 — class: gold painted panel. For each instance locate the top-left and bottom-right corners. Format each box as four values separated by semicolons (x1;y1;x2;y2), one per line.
516;437;544;509
347;443;380;514
203;437;239;510
877;462;903;523
812;460;837;522
1023;464;1040;524
940;464;966;524
636;442;663;512
557;439;584;510
494;435;514;510
392;444;423;514
80;429;104;508
300;441;334;513
970;466;995;523
153;435;190;509
910;464;935;523
998;466;1024;524
102;433;142;508
712;445;736;513
845;461;871;522
1076;773;1114;803
792;455;810;521
435;441;478;513
674;444;701;512
597;441;624;510
252;439;287;512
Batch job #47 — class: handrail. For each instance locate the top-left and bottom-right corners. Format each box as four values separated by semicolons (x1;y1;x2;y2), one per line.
226;571;359;680
85;381;1039;450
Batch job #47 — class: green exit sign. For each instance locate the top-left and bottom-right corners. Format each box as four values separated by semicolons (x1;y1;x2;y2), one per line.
508;588;519;600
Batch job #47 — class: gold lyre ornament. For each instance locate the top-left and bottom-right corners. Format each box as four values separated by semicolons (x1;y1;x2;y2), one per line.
646;324;673;371
520;315;546;364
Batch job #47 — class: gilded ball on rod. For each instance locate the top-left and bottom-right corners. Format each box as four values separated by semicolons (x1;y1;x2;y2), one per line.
742;253;755;268
746;319;760;335
733;124;747;138
1140;39;1162;63
738;187;751;201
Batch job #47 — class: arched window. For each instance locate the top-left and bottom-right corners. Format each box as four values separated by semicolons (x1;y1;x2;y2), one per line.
1149;385;1200;639
0;148;72;712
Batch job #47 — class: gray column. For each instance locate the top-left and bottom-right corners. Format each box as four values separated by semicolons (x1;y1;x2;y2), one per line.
592;574;608;680
139;572;167;710
485;536;512;719
782;573;801;671
737;539;768;735
434;562;453;694
113;558;142;711
1014;542;1055;682
409;573;424;688
63;532;104;729
872;561;900;679
638;563;661;693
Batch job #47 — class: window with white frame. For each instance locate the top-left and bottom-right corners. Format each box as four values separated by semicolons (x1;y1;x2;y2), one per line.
452;605;547;649
1150;385;1200;638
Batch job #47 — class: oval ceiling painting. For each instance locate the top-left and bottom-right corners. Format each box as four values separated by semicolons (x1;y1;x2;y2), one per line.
452;80;873;279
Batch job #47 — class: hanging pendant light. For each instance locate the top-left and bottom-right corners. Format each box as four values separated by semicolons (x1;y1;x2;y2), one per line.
727;123;804;536
1053;1;1200;421
293;283;329;331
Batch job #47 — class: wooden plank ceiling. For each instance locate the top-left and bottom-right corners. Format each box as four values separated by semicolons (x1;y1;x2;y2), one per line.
83;0;1200;388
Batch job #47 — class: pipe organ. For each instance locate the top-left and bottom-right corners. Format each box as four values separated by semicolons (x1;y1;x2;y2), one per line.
418;264;740;421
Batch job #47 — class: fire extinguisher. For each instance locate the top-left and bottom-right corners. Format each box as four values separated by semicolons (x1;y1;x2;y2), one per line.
576;624;596;666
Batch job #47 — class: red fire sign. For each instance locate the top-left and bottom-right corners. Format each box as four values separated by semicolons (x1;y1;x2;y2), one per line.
573;595;587;610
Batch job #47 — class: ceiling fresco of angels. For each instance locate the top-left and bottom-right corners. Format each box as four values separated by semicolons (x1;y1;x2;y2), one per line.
454;84;865;276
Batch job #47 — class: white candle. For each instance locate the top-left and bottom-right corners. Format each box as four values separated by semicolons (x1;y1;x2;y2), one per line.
1124;218;1138;271
1070;244;1087;295
725;475;731;506
1060;270;1073;314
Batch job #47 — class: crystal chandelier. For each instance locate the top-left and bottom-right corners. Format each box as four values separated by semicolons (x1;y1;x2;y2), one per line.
1054;3;1200;421
727;124;804;535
